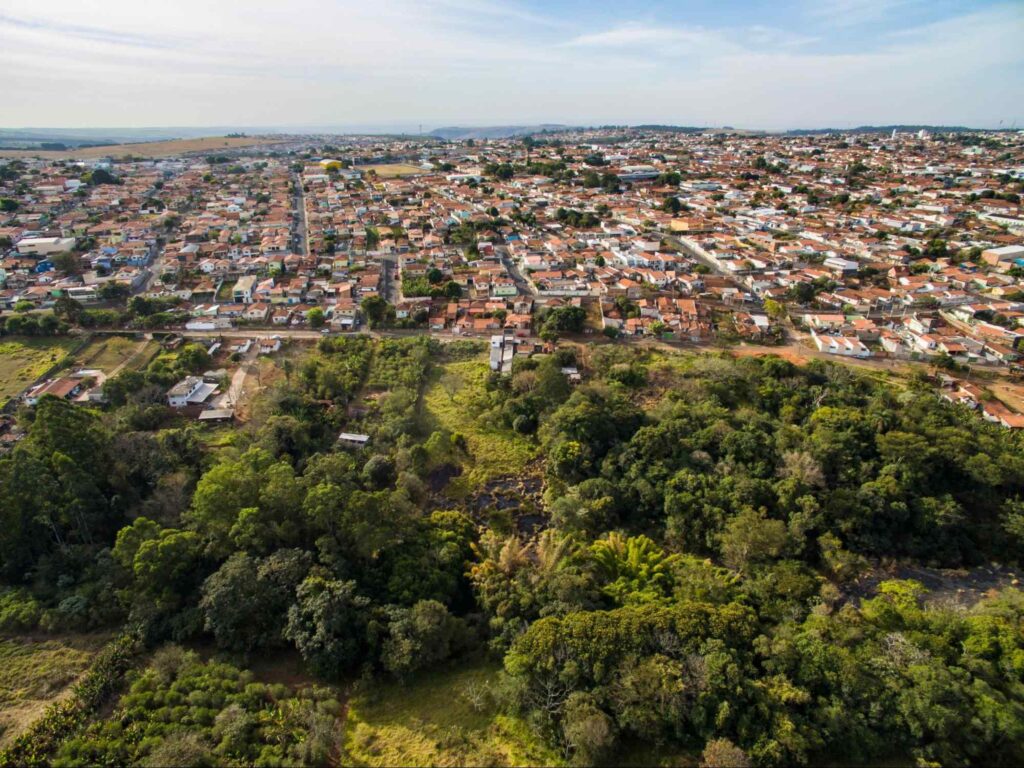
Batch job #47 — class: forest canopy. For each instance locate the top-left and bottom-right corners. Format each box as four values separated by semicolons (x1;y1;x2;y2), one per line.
1;339;1023;766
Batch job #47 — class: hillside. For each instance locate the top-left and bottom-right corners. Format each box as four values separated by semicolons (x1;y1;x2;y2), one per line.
1;339;1023;766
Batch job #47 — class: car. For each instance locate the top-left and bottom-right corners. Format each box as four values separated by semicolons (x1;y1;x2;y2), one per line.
320;328;331;335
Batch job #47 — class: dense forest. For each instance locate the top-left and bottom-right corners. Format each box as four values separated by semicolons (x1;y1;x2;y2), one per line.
1;336;1023;766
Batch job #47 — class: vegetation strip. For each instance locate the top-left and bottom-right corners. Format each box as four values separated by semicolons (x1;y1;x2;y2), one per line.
0;629;142;765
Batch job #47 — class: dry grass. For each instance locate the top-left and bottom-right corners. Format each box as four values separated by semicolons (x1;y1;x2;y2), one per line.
0;337;80;405
358;163;425;178
74;337;157;375
0;634;109;747
0;136;284;160
345;660;562;768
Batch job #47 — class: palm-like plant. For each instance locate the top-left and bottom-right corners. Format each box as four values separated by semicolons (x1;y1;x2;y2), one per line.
589;532;679;605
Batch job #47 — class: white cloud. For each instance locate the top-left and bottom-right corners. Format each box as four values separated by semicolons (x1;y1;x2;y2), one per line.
807;0;924;28
0;0;1020;129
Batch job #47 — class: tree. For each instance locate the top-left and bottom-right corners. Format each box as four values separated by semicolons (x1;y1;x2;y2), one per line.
562;692;616;765
53;295;84;324
200;549;312;653
360;295;388;328
85;168;122;186
132;528;205;612
443;281;462;299
701;738;751;768
362;455;396;489
284;576;369;679
380;600;465;677
661;196;683;214
51;251;81;275
307;307;326;329
764;299;786;320
0;198;19;213
589;533;678;605
718;507;789;572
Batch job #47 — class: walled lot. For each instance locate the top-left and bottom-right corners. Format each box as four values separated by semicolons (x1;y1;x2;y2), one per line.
73;336;158;375
0;337;79;405
358;163;425;177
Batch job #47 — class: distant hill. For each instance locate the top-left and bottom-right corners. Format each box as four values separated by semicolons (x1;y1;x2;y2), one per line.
0;126;242;150
783;125;981;136
631;125;708;134
426;124;572;141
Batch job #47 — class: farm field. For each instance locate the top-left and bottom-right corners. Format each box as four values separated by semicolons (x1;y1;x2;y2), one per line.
423;358;538;495
0;337;80;405
358;163;425;177
0;634;108;747
0;136;284;160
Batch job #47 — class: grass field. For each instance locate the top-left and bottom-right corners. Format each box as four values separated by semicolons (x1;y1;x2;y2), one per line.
423;359;538;495
358;163;425;178
0;136;284;160
0;337;80;405
74;336;157;374
0;634;108;747
345;660;562;768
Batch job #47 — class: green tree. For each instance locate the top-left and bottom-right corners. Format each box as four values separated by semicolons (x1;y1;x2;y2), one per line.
284;576;369;679
380;600;465;677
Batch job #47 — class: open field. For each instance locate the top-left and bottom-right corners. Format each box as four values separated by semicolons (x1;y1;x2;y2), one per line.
0;136;284;160
0;634;109;747
358;163;425;177
423;358;538;495
0;337;80;405
345;660;562;768
73;336;158;375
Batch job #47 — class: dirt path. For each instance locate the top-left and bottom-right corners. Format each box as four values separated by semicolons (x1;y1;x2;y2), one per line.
106;337;152;378
215;343;259;411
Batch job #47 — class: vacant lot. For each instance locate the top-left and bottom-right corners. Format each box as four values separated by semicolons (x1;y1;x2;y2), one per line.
358;163;425;178
0;136;284;160
0;337;80;405
74;336;157;375
423;359;538;495
345;660;561;767
0;634;108;747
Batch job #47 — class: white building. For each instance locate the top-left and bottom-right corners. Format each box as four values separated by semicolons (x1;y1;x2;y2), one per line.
167;376;217;408
16;237;77;256
810;330;872;358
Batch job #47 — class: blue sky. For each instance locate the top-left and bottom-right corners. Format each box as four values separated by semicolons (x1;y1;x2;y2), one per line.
1;0;1021;130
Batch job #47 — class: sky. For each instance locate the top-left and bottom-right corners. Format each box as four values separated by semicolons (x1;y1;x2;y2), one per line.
1;0;1022;131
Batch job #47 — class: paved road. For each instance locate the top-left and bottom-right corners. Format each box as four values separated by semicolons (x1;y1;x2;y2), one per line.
499;246;536;296
379;253;397;304
293;172;308;257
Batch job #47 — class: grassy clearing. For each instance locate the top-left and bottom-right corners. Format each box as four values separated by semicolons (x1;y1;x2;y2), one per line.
216;280;236;300
358;163;424;178
74;336;156;374
0;634;108;747
423;359;538;496
345;660;562;768
0;337;80;404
